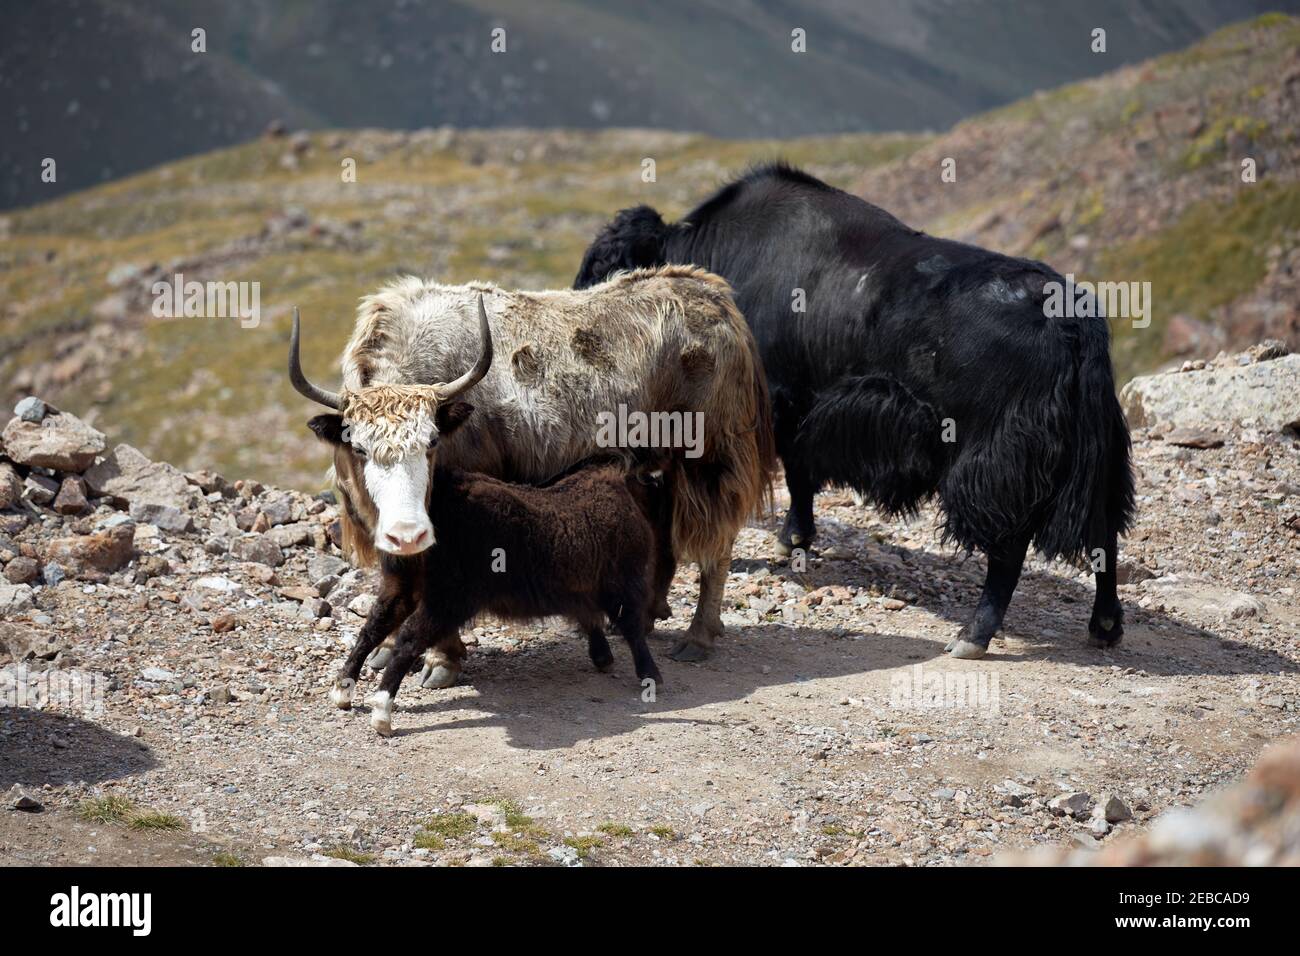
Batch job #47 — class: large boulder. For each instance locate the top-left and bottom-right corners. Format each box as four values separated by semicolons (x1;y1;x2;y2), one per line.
1121;345;1300;435
1;408;106;472
84;443;199;512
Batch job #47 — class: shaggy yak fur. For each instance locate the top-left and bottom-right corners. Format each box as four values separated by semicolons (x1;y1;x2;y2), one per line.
574;163;1135;659
312;425;674;735
296;265;774;673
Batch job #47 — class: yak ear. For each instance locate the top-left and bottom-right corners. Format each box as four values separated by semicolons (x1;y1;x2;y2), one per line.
574;205;669;288
435;401;474;436
307;413;346;445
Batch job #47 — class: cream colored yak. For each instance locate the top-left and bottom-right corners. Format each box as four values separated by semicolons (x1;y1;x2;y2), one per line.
290;265;774;680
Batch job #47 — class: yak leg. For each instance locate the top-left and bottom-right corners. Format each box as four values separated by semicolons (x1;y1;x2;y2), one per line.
574;609;614;672
946;536;1030;660
1088;527;1124;648
418;628;468;689
368;614;443;736
649;545;677;626
775;462;819;556
617;605;663;687
330;581;417;709
671;540;732;662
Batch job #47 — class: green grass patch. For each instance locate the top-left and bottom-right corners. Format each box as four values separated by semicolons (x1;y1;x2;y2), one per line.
128;811;187;832
211;851;247;867
77;796;136;825
563;836;605;859
322;845;374;865
649;825;677;840
1098;179;1300;379
597;822;635;838
490;831;542;857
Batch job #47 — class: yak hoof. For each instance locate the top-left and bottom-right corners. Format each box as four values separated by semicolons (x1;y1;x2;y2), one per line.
652;599;672;621
669;638;711;662
328;680;355;710
364;646;393;672
1088;616;1124;649
365;691;394;736
591;654;614;673
948;639;989;660
418;663;460;689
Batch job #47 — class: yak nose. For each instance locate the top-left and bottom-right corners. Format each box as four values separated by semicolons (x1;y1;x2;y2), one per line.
380;521;432;554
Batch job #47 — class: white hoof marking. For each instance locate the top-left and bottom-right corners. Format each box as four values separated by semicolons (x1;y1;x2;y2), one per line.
366;691;393;736
329;680;355;710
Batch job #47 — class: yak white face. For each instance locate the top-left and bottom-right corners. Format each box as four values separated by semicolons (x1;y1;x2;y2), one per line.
291;293;492;562
343;392;440;556
361;447;434;555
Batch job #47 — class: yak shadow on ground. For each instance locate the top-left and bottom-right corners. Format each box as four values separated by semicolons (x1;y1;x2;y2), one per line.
0;707;155;789
376;625;947;748
356;516;1298;748
744;510;1298;680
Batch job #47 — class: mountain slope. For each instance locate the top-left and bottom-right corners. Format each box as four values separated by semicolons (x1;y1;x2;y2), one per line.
0;16;1296;489
4;0;1296;208
853;13;1300;381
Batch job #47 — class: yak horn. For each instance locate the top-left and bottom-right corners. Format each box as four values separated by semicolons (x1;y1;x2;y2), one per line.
289;307;342;410
434;294;494;400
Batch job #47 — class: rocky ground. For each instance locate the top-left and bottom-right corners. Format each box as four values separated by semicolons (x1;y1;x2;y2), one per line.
2;347;1298;867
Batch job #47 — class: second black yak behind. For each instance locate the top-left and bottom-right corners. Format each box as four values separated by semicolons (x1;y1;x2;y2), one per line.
575;163;1135;659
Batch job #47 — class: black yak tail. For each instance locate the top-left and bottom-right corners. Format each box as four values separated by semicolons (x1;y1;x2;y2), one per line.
1035;322;1135;560
937;292;1135;563
574;205;671;288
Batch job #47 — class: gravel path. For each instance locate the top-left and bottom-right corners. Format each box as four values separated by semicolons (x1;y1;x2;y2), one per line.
2;421;1297;867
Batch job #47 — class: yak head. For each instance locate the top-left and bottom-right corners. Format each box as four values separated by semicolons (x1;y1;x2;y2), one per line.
289;296;492;562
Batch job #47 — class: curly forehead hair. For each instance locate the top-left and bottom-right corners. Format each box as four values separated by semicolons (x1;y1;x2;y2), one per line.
341;385;441;464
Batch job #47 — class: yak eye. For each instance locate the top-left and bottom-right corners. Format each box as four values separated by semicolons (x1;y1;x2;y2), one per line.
427;434;439;450
352;444;369;459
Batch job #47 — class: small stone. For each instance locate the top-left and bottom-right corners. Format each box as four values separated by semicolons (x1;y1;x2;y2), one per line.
267;522;310;549
22;474;59;506
210;613;237;633
1096;794;1132;823
6;784;42;811
299;597;331;620
44;524;136;577
307;554;349;580
14;397;46;423
129;501;194;533
0;462;20;510
348;593;376;617
231;535;285;567
1165;427;1224;449
52;477;89;515
1047;792;1092;818
136;555;171;580
0;583;35;615
3;556;40;585
260;492;294;526
880;597;907;611
141;666;175;682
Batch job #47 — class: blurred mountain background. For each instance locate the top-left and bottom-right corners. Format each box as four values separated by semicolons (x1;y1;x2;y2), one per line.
0;7;1297;488
3;0;1297;208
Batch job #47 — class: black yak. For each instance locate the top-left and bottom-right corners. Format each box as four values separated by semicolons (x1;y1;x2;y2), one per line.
575;164;1134;659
